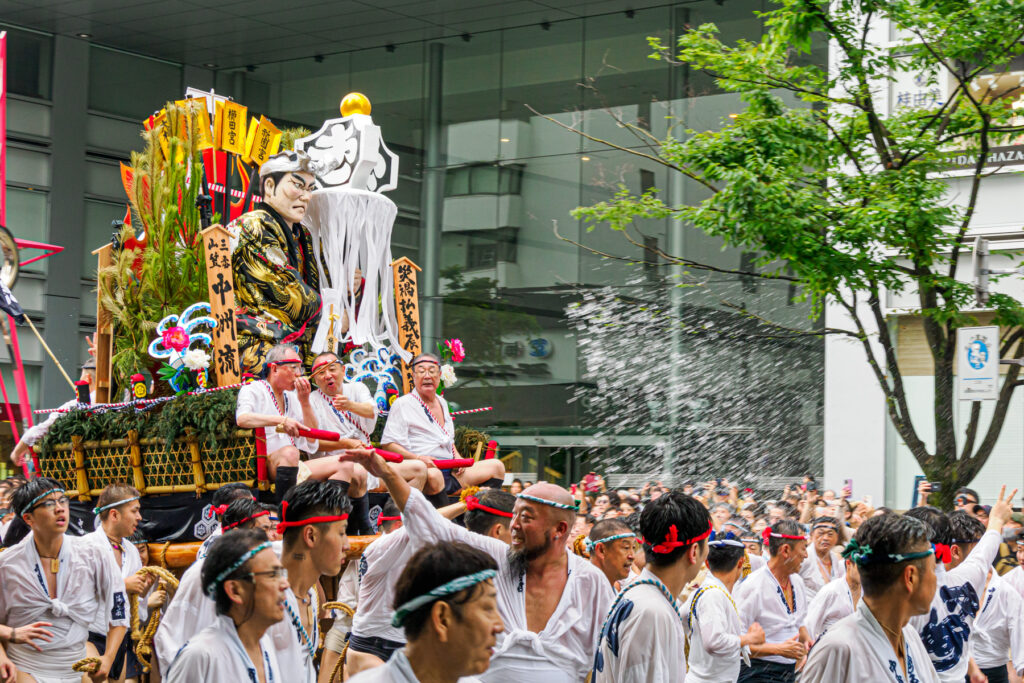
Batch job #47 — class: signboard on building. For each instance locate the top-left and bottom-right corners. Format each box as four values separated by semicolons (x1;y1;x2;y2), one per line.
957;326;1000;401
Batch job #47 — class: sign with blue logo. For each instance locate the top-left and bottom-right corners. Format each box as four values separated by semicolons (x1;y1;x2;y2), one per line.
957;326;999;401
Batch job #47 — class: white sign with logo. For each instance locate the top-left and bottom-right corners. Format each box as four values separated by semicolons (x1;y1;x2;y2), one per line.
957;326;1000;401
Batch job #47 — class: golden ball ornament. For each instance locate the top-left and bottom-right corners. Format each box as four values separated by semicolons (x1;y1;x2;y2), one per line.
340;93;372;116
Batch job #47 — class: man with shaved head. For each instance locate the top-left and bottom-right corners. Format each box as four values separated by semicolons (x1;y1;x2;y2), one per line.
340;448;614;683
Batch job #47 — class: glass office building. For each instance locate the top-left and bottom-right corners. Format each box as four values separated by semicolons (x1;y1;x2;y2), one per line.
0;1;825;486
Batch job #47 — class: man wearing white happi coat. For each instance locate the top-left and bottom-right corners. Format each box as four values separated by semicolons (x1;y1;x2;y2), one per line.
802;513;940;683
734;520;812;682
154;497;276;673
236;344;355;506
683;532;765;682
166;530;284;683
806;558;861;641
340;448;612;683
380;353;505;506
593;492;711;682
0;479;129;682
798;516;845;601
972;568;1024;682
81;484;151;679
906;490;1016;682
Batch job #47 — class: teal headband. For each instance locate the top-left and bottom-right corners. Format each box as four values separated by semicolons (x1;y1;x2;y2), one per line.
206;541;272;597
391;568;497;628
585;532;636;552
93;495;141;516
518;493;578;511
842;538;934;566
20;488;65;517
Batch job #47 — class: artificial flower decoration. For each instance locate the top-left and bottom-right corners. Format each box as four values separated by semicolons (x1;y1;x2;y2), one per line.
444;338;466;363
147;302;217;394
437;338;467;394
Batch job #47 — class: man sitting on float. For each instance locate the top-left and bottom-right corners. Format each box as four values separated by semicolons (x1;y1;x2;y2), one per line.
235;344;362;506
307;350;429;534
228;150;323;376
380;353;506;507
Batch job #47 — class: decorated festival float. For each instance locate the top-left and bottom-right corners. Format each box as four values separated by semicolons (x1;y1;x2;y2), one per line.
25;90;498;568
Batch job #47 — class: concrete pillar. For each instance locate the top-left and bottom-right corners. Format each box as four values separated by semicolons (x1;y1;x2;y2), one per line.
419;42;444;349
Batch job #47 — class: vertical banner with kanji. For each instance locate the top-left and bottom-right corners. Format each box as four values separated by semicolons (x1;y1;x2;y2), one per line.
391;256;422;393
202;225;241;386
0;31;7;225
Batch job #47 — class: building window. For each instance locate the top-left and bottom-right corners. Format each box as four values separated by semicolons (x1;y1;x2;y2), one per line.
445;163;524;197
467;228;518;269
4;28;53;100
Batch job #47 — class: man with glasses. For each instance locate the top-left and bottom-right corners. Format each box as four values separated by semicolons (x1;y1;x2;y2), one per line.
0;477;129;682
381;353;505;507
165;529;285;682
228;150;324;376
236;344;357;505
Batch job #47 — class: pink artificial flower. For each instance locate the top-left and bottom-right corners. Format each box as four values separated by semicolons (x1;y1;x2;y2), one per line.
162;326;190;352
445;338;466;363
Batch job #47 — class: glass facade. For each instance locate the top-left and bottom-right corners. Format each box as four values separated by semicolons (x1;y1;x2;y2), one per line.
0;2;827;485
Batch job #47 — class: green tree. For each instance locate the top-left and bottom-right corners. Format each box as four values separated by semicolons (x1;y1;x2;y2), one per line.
565;0;1024;508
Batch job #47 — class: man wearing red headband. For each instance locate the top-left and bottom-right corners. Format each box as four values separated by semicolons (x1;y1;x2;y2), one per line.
734;519;811;682
380;353;505;507
236;344;361;506
594;491;710;682
308;351;429;534
267;480;351;683
339;448;612;682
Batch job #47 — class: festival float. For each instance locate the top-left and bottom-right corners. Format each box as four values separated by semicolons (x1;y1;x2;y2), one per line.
23;90;497;568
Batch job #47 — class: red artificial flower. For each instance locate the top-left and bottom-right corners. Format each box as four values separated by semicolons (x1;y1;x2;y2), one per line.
162;326;190;352
445;338;466;363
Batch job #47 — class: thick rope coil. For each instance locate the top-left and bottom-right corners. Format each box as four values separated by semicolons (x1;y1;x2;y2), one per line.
72;657;101;673
322;601;357;683
129;566;181;673
458;486;481;505
572;534;590;558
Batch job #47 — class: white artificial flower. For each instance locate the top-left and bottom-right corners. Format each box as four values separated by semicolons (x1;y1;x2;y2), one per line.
441;363;457;387
183;348;211;370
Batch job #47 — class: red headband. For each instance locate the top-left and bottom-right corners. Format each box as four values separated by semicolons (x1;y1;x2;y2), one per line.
643;522;712;554
275;500;349;535
762;527;807;547
212;504;230;516
310;358;340;377
465;495;513;518
222;510;270;532
377;515;402;523
267;359;302;367
933;543;952;564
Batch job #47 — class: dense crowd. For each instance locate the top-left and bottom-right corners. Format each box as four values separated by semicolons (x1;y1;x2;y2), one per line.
0;347;1021;682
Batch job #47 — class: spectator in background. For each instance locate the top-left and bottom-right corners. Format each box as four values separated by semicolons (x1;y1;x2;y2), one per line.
711;503;734;533
509;479;524;496
954;487;980;512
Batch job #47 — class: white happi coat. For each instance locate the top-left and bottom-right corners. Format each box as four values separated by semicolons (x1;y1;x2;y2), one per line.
799;550;845;601
682;574;749;683
196;524;222;561
0;532;128;681
165;614;281;683
1002;564;1024;600
806;576;857;641
267;586;318;683
351;527;411;643
236;381;317;453
17;399;80;447
347;649;481;683
909;529;1001;682
381;391;456;461
81;527;145;634
329;559;360;636
594;568;687;683
802;601;940;683
972;572;1024;674
155;555;214;672
310;384;377;446
401;488;613;682
734;565;808;666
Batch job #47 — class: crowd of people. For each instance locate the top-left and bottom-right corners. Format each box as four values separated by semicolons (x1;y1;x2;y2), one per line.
0;345;1022;682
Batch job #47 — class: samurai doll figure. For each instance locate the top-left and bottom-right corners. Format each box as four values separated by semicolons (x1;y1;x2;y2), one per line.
227;150;326;376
